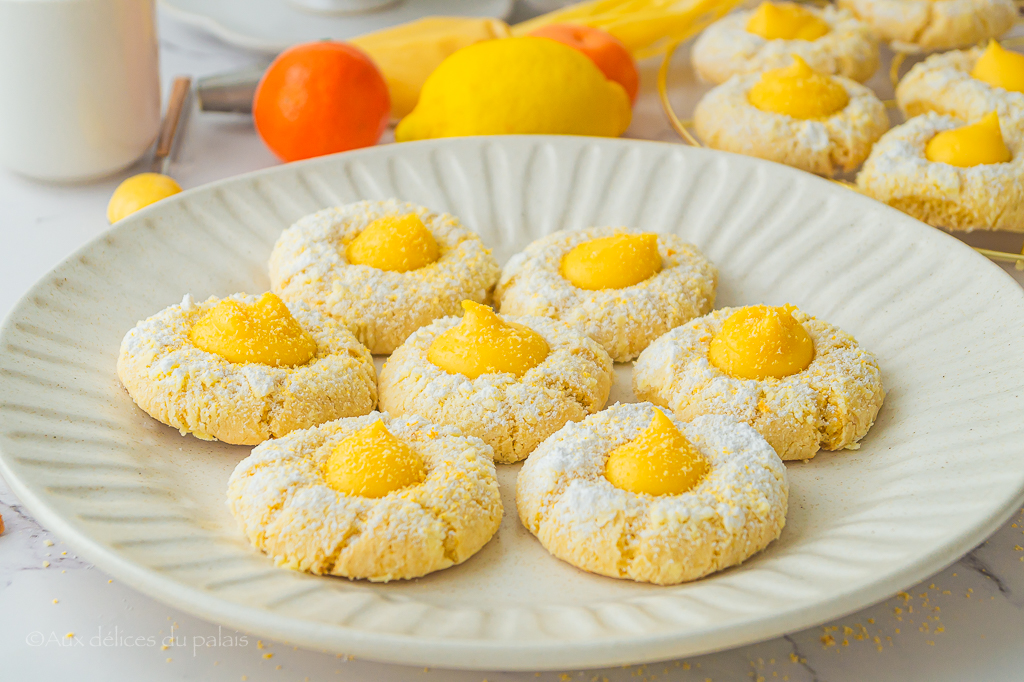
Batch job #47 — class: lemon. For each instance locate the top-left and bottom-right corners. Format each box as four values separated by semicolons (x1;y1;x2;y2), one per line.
350;17;512;119
107;173;182;223
395;36;632;142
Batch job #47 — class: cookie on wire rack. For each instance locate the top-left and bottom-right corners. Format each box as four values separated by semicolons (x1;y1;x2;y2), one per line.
857;111;1024;232
693;2;880;84
694;56;889;177
896;41;1024;138
837;0;1016;52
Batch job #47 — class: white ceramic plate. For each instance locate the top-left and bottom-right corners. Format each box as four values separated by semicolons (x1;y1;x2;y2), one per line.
2;136;1023;671
159;0;514;54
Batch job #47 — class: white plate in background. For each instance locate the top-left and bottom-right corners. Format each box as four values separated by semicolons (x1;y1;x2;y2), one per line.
159;0;514;53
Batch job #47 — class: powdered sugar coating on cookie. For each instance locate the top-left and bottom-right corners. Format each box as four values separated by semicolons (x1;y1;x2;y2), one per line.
117;293;378;445
516;402;788;585
692;6;879;85
837;0;1015;51
694;72;889;177
378;313;614;464
633;307;884;460
269;199;501;354
228;412;502;581
857;112;1024;232
494;227;717;363
896;46;1024;136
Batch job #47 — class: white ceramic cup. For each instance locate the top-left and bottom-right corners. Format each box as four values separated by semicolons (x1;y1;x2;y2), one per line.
0;0;161;182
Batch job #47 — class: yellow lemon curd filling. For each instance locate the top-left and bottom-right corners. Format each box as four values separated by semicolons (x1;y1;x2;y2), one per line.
322;420;427;498
925;112;1012;167
345;213;441;272
748;56;849;119
605;409;711;496
190;292;317;367
427;300;549;379
746;2;830;41
560;233;662;290
971;40;1024;94
708;305;814;380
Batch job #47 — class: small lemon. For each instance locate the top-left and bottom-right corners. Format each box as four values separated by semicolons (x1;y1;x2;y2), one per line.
107;173;182;223
395;36;631;142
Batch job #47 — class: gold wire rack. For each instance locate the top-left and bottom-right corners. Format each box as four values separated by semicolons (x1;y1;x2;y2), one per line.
655;26;1024;270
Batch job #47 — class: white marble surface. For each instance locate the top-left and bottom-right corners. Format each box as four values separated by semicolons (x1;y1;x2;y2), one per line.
3;6;1024;681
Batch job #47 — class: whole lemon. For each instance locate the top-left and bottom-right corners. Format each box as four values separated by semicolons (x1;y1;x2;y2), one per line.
395;37;632;142
107;173;182;223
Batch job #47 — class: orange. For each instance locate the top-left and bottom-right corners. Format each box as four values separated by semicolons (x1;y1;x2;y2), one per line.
253;41;390;162
528;24;639;103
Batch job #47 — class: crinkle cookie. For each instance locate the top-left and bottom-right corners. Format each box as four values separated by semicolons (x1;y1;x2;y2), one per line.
896;44;1024;136
694;70;889;176
269;199;500;354
692;5;880;85
836;0;1016;52
857;112;1024;232
633;307;884;461
227;412;502;581
516;402;788;585
494;227;717;362
378;312;614;464
117;293;378;445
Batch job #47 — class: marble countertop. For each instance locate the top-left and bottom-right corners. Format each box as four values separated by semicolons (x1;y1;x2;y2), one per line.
3;6;1024;681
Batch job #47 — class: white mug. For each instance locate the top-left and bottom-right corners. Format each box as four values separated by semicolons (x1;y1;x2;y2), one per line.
0;0;161;182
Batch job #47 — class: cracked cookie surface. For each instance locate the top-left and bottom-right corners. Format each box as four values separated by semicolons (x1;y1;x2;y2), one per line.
378;313;614;464
694;71;889;177
117;293;378;445
227;412;502;581
269;199;501;354
837;0;1015;51
633;307;884;461
857;112;1024;232
516;402;788;585
896;46;1024;137
693;5;879;85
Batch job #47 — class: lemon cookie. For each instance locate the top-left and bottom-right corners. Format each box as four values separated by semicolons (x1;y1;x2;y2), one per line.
857;111;1024;231
693;2;880;85
228;411;502;581
633;305;884;461
494;227;716;362
694;56;889;177
117;292;378;445
896;41;1024;136
269;199;501;354
378;301;614;464
837;0;1016;52
516;401;788;585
